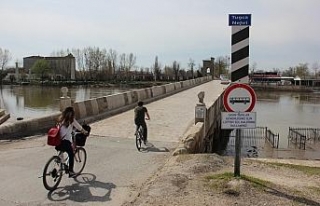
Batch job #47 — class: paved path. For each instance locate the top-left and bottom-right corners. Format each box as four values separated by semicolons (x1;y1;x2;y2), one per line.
90;80;226;143
0;80;226;206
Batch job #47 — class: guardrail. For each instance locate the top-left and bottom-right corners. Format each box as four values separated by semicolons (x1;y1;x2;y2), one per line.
266;129;279;148
288;127;320;150
288;127;307;150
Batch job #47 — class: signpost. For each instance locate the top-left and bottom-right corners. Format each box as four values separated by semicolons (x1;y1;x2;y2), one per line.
223;83;256;112
229;13;251;83
229;14;251;26
222;83;256;177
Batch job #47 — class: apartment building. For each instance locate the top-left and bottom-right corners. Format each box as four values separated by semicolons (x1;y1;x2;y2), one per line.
23;53;76;80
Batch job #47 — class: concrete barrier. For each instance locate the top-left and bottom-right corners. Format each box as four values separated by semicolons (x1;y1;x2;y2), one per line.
136;88;152;101
173;93;224;155
0;112;61;140
0;76;212;139
152;85;166;97
164;83;175;93
174;82;182;90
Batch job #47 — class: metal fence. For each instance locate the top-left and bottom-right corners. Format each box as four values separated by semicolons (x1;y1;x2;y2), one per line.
266;129;279;149
226;127;278;157
228;127;278;148
288;127;320;150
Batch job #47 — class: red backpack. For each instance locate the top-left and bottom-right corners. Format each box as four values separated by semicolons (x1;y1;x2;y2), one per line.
47;124;61;146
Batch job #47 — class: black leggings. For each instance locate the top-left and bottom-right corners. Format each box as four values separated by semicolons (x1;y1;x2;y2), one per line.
56;140;74;172
136;122;148;141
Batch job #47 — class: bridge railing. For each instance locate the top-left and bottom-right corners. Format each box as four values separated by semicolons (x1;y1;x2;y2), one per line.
227;127;279;148
227;127;266;146
288;127;320;150
288;127;307;150
290;127;320;142
224;126;280;157
1;76;212;139
266;129;279;148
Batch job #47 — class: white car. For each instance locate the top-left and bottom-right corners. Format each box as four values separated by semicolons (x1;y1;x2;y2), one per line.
220;79;231;85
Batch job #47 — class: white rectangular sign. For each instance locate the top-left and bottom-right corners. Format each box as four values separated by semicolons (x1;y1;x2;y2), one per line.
221;112;256;129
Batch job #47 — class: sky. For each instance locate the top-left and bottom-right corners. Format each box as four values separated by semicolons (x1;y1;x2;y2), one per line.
1;0;319;71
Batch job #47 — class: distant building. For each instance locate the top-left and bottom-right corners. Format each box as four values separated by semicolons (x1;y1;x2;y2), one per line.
202;57;215;77
250;72;281;83
23;54;76;80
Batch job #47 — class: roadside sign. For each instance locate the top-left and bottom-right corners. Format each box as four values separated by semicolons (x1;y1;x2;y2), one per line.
223;83;256;112
229;14;251;26
221;112;256;129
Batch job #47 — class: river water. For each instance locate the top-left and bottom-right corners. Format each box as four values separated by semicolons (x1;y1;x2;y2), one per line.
1;85;320;149
255;91;320;148
0;85;132;120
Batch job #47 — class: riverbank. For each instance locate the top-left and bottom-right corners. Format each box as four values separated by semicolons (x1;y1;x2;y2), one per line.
4;80;170;88
251;84;319;92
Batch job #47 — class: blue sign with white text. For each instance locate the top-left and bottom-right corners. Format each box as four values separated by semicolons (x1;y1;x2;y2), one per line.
229;14;251;26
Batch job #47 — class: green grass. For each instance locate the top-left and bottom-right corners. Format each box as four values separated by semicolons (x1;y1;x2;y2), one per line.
263;162;320;176
206;172;272;190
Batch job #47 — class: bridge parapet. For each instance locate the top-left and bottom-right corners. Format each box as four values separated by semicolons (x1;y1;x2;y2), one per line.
173;91;225;155
0;76;212;139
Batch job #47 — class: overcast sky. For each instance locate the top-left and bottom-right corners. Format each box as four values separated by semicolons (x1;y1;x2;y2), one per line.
1;0;319;71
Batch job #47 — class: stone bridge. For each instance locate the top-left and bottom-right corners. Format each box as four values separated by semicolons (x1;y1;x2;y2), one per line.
0;77;228;154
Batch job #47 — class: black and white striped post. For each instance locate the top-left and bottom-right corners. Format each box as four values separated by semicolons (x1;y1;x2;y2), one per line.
228;14;252;177
229;14;251;83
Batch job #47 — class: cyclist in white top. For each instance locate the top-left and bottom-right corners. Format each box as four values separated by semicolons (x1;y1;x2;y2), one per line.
56;107;88;177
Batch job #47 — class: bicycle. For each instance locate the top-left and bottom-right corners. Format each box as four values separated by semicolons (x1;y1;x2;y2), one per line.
135;125;145;151
42;127;89;191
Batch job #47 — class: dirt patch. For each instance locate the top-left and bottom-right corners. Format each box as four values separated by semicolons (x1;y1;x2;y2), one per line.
123;154;320;206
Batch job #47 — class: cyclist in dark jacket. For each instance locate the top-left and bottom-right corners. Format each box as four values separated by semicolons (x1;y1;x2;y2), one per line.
134;101;150;144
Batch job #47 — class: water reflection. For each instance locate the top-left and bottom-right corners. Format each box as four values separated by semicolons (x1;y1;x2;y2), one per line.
1;86;320;144
255;91;320;148
0;85;129;120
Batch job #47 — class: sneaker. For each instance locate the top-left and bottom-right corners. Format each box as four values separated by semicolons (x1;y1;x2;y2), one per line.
144;140;148;145
69;171;77;178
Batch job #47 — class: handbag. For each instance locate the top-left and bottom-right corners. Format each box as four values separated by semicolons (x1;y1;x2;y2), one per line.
47;124;61;146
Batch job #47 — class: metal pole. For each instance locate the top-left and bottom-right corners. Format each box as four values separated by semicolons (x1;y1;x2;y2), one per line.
234;129;241;177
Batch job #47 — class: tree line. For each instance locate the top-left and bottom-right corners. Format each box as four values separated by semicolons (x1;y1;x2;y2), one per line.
1;46;319;84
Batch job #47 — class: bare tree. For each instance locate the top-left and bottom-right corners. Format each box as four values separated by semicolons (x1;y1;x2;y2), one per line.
72;48;86;80
127;53;136;79
152;56;161;81
172;61;180;81
188;58;195;79
0;48;12;84
163;65;174;80
312;62;319;79
295;63;309;79
250;62;257;74
108;49;117;79
119;53;136;81
119;53;126;80
214;56;230;78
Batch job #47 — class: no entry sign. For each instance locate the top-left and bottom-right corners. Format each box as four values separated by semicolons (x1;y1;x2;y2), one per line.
223;83;256;112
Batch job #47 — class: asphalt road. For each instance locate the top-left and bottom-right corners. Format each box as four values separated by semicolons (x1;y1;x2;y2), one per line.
0;135;175;206
0;80;225;206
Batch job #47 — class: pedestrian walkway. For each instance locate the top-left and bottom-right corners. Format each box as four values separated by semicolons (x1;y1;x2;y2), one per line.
90;80;226;144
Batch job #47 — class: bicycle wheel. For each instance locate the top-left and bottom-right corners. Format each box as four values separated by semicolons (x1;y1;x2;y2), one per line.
43;156;63;191
73;147;87;174
135;129;142;151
